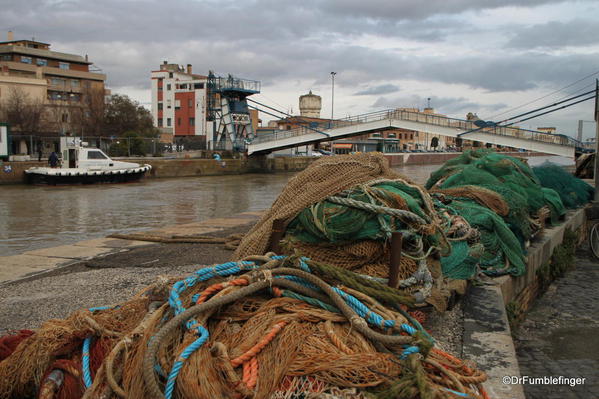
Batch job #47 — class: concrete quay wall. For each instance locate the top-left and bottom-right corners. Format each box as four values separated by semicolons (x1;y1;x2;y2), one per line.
0;151;550;184
462;207;587;399
0;156;318;184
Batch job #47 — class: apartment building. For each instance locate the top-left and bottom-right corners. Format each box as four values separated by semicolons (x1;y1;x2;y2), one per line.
150;62;208;139
0;32;106;132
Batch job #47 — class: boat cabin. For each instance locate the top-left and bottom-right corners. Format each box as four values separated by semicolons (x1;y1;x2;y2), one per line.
60;137;116;169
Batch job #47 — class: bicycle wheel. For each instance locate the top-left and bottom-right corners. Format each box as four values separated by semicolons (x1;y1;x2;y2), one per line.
590;223;599;260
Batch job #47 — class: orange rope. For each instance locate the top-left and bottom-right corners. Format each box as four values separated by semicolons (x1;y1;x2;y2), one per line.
324;320;353;355
243;357;258;389
230;321;287;367
196;278;248;304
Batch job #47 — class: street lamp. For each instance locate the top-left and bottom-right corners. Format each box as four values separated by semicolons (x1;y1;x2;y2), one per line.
330;72;336;121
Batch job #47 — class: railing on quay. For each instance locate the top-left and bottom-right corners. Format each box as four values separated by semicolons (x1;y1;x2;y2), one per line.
252;108;577;148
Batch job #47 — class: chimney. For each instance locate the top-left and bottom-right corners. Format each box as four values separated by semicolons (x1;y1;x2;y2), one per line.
187;64;192;74
85;54;88;62
7;30;14;41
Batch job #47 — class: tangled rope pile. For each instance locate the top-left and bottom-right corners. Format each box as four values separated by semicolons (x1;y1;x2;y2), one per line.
0;255;489;399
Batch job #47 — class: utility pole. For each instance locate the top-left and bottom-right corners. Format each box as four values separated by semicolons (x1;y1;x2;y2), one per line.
594;79;599;200
330;72;336;121
578;120;584;142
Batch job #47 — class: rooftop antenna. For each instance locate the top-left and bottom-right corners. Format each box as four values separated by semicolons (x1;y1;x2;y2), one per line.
427;97;431;108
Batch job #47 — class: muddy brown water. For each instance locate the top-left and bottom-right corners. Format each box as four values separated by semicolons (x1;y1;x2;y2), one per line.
0;156;571;256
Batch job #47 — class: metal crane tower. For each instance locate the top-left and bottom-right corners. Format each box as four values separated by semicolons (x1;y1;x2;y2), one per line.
207;71;260;151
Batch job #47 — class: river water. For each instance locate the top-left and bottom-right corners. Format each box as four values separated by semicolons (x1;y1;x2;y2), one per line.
0;156;572;256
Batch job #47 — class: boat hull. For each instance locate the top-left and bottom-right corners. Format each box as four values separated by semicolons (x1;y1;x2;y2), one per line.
25;165;151;185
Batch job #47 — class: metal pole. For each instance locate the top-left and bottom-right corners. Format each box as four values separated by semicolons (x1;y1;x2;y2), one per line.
268;219;286;254
594;79;599;200
127;137;131;157
388;232;403;289
330;72;336;120
578;120;584;143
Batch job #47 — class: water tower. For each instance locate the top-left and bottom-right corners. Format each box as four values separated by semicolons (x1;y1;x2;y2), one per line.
299;91;322;118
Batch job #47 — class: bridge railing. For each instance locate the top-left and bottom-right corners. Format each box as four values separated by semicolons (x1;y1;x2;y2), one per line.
252;108;576;147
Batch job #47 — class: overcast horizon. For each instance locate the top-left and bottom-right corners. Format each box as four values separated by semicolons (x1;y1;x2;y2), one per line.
2;0;598;138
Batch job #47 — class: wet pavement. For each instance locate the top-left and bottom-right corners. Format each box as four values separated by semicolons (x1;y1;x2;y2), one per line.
515;249;599;399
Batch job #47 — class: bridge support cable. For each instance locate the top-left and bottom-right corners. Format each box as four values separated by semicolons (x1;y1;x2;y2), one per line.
248;102;330;137
459;91;597;139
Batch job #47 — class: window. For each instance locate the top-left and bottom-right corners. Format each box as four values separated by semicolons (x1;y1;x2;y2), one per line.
167;118;171;127
169;72;173;78
177;117;181;126
167;99;171;109
62;113;68;122
21;56;32;64
157;78;163;91
194;83;204;89
50;77;66;86
166;84;171;91
69;93;81;102
48;91;64;100
59;62;69;70
158;103;163;110
158;118;163;127
175;99;180;109
189;117;195;126
87;150;107;159
388;133;396;138
37;58;47;66
188;99;193;108
1;55;11;61
71;79;80;87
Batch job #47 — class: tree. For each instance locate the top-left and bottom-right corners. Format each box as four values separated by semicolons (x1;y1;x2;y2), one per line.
70;86;106;136
0;87;46;134
104;94;158;137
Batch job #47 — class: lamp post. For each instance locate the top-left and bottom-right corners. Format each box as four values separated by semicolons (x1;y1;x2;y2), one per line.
330;72;336;121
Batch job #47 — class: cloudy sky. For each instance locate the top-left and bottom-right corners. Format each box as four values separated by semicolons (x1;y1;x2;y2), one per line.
2;0;598;137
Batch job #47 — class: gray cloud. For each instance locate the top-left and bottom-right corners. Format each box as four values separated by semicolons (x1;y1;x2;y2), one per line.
505;19;599;49
372;94;507;117
321;0;572;21
1;0;595;132
354;84;400;96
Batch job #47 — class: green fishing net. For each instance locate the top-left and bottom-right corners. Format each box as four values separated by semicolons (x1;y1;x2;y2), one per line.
533;162;594;208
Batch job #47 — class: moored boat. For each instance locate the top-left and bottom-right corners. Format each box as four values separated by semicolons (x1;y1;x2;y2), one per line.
25;137;151;185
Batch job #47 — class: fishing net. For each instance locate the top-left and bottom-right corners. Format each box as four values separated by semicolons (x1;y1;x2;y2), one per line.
0;256;490;399
233;152;407;259
533;162;594;208
426;149;565;219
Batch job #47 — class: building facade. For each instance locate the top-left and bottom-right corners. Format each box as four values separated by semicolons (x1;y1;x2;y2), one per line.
150;62;208;140
0;32;106;134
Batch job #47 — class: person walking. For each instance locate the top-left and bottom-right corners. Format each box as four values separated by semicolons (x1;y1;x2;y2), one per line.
37;147;43;162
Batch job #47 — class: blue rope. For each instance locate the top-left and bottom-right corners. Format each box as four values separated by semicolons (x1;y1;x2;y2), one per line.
82;336;93;388
442;387;473;398
400;345;420;359
161;260;260;398
164;326;209;399
88;305;112;312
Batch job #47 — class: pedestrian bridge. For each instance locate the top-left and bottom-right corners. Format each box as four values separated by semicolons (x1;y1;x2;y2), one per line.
248;109;576;157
